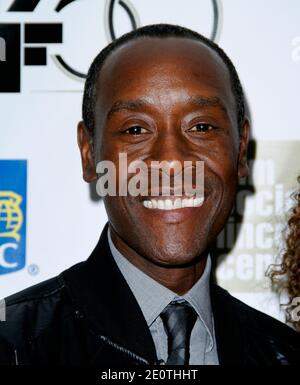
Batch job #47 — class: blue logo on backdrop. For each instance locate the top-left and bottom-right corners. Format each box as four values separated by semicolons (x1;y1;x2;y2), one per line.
0;160;27;274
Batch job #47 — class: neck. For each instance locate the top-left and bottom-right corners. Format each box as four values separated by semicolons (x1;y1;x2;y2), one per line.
109;225;208;295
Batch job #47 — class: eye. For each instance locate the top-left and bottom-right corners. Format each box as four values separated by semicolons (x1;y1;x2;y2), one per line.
123;126;149;135
188;123;216;133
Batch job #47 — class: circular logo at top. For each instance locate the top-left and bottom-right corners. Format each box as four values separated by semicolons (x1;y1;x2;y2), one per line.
54;0;223;81
104;0;222;43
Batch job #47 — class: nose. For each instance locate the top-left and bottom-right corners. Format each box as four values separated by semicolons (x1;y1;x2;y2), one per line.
140;128;203;197
148;130;188;178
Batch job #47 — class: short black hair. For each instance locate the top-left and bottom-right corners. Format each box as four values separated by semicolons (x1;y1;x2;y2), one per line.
82;23;245;139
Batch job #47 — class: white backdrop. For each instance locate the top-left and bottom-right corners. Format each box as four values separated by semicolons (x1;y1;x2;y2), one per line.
1;0;300;325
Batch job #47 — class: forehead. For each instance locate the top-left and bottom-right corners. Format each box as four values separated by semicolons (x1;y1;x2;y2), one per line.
95;37;235;119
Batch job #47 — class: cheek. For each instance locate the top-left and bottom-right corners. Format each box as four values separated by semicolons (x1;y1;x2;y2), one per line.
210;140;239;185
103;196;128;230
215;160;239;211
203;145;239;223
104;194;140;218
216;163;238;217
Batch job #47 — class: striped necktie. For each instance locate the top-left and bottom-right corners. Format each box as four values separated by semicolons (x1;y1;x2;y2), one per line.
160;301;197;365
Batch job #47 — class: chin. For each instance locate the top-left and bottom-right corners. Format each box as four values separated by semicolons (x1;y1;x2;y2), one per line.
146;242;207;268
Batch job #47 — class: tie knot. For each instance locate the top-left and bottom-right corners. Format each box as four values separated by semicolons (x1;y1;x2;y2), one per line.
160;301;197;365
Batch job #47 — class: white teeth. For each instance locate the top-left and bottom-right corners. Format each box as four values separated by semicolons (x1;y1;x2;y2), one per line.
142;196;204;210
193;197;204;207
165;199;172;210
186;198;194;207
142;200;150;209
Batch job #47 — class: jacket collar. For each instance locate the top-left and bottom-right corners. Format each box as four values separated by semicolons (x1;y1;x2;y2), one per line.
61;222;246;365
210;283;247;365
61;222;158;364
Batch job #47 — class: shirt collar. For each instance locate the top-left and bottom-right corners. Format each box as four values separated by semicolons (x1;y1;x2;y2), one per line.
107;227;214;349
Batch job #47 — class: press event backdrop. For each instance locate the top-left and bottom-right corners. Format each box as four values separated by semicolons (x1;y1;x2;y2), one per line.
1;0;300;324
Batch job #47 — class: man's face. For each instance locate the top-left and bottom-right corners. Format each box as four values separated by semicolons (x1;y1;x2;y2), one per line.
79;37;249;266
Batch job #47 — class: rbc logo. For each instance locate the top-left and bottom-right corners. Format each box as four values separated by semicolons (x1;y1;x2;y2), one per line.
0;160;27;274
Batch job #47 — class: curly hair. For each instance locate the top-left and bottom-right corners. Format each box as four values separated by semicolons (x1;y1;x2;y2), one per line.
270;176;300;332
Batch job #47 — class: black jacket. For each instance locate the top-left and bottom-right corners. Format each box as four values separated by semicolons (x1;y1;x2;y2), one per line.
0;224;300;365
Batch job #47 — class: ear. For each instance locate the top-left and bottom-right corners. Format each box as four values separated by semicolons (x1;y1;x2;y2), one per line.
238;118;250;178
77;121;97;182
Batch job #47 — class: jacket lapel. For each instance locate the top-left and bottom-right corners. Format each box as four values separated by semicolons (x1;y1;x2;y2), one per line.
61;223;158;365
210;283;247;365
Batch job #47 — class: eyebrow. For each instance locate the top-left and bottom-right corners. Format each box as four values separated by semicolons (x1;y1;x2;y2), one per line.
106;99;149;121
106;95;227;121
187;96;227;113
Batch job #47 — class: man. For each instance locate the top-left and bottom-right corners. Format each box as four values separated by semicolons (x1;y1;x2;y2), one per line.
0;24;299;365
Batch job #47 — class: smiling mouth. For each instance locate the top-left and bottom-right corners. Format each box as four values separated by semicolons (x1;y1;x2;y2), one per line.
142;195;204;210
